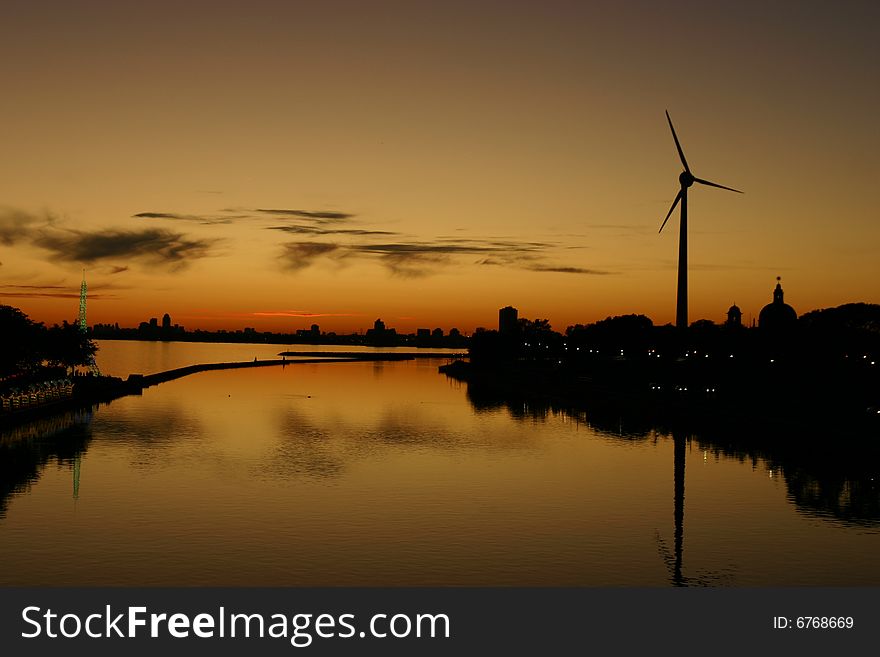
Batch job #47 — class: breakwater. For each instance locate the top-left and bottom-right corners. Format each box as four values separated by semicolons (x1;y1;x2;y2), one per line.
134;352;464;388
2;353;463;428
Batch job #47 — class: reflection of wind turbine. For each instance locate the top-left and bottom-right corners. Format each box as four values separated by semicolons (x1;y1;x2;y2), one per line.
659;111;742;329
655;432;736;587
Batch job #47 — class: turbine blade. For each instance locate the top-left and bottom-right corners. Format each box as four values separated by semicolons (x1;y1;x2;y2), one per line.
666;110;690;173
659;190;683;233
693;177;743;193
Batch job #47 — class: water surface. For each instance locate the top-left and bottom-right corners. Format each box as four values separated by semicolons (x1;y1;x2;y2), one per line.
1;341;877;586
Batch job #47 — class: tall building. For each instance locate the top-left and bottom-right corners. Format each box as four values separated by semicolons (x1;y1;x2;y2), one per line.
162;313;172;330
499;306;518;335
365;318;396;345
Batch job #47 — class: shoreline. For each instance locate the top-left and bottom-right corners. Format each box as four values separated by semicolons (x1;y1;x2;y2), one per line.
439;359;880;438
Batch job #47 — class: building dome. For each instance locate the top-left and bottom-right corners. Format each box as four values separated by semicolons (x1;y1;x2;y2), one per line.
759;278;797;331
726;303;742;326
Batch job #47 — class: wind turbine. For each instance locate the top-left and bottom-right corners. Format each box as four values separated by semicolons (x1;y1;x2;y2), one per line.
659;111;742;329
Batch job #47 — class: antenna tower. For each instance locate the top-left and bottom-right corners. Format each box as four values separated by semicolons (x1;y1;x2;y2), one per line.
79;271;101;375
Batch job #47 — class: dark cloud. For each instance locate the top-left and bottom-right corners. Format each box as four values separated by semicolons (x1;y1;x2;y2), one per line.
108;265;130;274
279;242;341;271
0;290;118;300
134;212;185;219
2;207;218;270
268;225;398;236
0;208;41;245
133;212;232;225
352;242;509;255
273;235;608;277
436;237;553;249
0;284;120;300
349;243;500;277
525;265;614;275
33;228;218;269
377;252;449;278
257;209;355;221
133;207;359;227
478;254;613;275
475;257;507;267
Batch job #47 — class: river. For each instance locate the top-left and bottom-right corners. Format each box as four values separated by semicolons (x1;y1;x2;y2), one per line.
0;340;877;585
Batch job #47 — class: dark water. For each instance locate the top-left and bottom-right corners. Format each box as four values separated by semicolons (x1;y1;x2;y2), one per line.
0;341;877;585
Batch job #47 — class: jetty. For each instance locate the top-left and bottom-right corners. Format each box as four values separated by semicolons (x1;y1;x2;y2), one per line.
1;352;464;428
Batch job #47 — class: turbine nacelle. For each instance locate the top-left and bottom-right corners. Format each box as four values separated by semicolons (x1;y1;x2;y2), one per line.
659;111;743;234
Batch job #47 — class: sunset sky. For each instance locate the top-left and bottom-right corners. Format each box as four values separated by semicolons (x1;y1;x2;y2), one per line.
1;0;877;334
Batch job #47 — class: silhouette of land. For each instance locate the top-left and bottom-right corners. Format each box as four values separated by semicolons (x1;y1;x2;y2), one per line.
446;298;880;434
1;302;465;425
3;284;880;435
91;315;469;349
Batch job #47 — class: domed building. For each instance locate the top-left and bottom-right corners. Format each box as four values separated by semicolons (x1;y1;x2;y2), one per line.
725;303;742;327
759;277;797;331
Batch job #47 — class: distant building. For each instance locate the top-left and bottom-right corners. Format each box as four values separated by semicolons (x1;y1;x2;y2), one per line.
162;313;172;330
432;328;443;339
310;324;320;336
365;318;396;345
759;277;797;331
149;317;158;329
499;306;518;335
725;304;742;327
416;328;431;347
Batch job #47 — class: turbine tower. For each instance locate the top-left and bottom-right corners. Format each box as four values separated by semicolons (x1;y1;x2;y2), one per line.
659;111;742;329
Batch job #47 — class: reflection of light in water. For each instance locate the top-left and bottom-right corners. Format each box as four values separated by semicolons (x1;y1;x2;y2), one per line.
73;454;81;499
0;407;93;444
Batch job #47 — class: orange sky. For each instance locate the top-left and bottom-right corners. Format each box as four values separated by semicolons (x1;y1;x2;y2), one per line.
1;1;878;334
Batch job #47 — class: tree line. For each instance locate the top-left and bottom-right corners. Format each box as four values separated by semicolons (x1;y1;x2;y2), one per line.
0;305;97;378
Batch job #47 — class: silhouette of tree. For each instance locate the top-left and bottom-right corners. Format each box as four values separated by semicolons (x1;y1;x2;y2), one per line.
798;303;880;358
44;321;98;372
0;305;98;377
519;318;563;358
0;305;44;376
566;314;654;353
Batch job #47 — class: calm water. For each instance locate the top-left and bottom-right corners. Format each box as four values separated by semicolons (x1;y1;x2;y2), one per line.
1;341;877;586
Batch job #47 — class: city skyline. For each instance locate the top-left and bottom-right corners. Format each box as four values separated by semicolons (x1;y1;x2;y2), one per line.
81;274;805;337
1;1;878;333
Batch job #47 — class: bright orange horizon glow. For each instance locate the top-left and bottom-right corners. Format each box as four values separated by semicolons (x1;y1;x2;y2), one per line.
1;2;878;335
